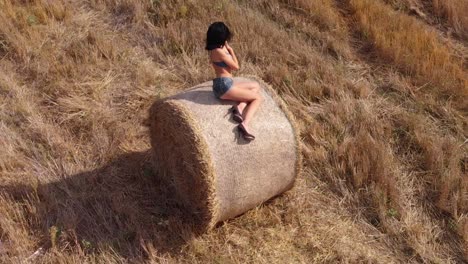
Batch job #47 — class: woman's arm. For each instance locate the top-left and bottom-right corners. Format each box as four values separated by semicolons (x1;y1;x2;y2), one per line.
215;42;239;71
225;42;239;70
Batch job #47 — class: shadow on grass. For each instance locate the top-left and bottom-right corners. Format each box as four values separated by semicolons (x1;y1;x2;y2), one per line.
0;150;201;259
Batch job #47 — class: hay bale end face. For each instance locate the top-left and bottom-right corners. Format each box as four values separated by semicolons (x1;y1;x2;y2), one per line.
149;76;302;230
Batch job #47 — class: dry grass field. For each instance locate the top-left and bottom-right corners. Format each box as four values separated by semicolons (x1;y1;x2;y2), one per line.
0;0;466;263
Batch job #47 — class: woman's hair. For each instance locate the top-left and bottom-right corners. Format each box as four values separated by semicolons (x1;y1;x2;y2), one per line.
205;22;232;50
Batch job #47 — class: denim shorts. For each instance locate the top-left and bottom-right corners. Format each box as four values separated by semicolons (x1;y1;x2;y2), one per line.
212;77;233;99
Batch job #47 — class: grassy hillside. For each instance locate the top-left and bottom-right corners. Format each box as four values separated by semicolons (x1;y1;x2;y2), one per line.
0;0;466;263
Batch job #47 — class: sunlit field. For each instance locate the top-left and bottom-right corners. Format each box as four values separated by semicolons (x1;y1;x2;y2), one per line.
0;0;466;263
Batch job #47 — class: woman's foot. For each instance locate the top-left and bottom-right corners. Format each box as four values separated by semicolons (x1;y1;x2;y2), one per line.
238;123;255;141
230;105;243;123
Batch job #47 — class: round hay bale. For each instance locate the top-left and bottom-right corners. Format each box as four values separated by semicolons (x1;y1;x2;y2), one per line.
149;76;302;230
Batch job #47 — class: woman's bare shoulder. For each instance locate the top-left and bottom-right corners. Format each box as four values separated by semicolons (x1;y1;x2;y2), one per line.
211;47;225;55
210;48;226;59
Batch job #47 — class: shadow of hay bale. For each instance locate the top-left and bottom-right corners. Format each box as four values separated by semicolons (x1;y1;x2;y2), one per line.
0;150;201;258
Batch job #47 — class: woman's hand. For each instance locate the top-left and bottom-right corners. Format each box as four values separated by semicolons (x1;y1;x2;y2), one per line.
222;41;239;70
225;42;233;54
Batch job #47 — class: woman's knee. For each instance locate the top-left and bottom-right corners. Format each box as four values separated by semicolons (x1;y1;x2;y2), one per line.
252;82;261;93
254;92;263;102
245;91;262;103
244;81;260;93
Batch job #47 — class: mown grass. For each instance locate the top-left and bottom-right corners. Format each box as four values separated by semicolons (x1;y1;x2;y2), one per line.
0;0;466;263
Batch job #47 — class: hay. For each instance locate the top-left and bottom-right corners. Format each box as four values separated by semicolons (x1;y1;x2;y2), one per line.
149;76;302;231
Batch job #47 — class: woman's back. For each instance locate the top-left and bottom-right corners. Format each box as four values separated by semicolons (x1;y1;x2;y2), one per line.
209;47;233;77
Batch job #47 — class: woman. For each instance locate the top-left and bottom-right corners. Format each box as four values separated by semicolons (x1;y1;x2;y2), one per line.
206;22;263;141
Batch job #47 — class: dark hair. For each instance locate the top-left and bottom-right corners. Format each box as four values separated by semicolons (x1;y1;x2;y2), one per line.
205;22;232;50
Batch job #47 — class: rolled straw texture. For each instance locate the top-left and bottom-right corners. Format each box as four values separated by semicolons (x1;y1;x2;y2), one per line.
149;76;302;230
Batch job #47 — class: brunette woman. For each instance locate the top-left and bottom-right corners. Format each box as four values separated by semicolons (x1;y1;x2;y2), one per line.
206;22;263;141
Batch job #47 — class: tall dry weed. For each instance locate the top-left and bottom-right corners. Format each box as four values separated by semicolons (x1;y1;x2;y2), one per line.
0;0;70;60
350;0;467;108
391;112;467;219
281;0;345;34
432;0;468;39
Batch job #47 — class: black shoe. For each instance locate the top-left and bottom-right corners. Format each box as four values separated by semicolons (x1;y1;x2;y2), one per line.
230;105;244;123
238;123;255;141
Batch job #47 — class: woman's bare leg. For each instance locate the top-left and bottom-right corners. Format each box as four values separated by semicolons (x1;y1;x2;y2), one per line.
242;96;262;126
237;102;247;114
221;81;263;133
230;81;261;116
